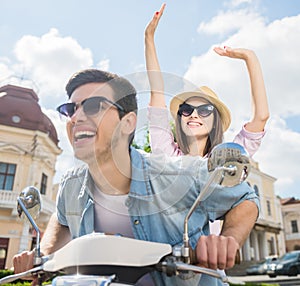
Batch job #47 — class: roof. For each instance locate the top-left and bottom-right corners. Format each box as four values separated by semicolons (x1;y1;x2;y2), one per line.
0;84;59;145
281;197;300;205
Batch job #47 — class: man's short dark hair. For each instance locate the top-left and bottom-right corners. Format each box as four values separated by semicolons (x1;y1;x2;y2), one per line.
66;69;137;144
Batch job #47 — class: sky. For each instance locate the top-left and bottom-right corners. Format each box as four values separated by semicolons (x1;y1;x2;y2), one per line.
0;0;300;199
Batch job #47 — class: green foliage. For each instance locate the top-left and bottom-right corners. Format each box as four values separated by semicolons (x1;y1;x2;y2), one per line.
132;120;177;153
0;269;13;279
132;129;151;153
0;270;51;285
0;282;32;286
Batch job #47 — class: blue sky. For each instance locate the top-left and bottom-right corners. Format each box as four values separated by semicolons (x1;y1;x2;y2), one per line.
1;0;300;199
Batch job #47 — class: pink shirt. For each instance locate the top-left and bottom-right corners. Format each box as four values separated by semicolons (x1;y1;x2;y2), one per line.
148;106;265;158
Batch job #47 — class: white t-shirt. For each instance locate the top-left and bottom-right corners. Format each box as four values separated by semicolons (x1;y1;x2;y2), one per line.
93;187;134;238
93;188;154;285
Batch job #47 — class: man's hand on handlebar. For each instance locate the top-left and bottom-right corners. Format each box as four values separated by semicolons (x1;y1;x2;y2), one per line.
13;250;35;274
13;250;44;285
195;234;239;270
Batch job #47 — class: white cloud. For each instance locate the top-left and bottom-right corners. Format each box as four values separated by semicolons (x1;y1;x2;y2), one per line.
227;0;256;8
186;10;300;198
13;28;94;107
254;116;300;198
197;9;262;36
0;61;13;81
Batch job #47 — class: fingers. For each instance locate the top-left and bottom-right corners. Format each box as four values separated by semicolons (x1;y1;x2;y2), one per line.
226;236;239;269
155;3;166;20
214;45;251;60
151;3;166;27
146;3;166;33
196;235;239;270
13;250;34;275
213;46;232;56
213;46;224;56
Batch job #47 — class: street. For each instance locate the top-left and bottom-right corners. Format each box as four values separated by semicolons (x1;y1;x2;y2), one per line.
240;274;300;285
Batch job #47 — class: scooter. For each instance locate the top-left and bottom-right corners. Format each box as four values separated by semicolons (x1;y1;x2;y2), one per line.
0;142;250;286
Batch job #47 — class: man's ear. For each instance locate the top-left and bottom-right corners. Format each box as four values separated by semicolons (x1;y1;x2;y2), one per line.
120;112;137;135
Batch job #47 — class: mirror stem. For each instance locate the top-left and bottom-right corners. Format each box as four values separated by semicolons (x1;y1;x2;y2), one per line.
17;197;42;265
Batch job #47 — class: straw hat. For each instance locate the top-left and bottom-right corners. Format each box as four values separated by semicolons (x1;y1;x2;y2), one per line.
169;86;231;132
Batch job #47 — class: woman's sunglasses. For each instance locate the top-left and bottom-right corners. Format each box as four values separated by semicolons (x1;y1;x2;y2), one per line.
178;103;215;118
56;96;125;118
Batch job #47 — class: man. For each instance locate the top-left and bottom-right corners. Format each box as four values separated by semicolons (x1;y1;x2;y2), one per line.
13;69;259;285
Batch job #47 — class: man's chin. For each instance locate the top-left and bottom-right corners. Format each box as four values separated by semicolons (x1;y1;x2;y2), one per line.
73;149;93;163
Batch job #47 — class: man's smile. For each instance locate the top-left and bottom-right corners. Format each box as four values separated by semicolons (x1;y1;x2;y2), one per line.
74;130;96;141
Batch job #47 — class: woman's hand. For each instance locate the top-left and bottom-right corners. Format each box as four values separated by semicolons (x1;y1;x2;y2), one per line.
213;45;269;133
145;3;166;107
213;46;254;61
145;3;166;40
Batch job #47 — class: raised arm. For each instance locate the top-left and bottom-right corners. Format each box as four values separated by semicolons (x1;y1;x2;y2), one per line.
214;47;270;132
145;4;181;156
145;3;166;107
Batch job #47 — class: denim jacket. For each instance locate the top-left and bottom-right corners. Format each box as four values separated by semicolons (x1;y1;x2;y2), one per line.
56;147;259;285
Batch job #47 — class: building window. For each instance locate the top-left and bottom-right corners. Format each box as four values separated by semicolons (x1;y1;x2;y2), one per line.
0;162;16;190
266;200;272;216
267;237;275;255
40;173;48;195
253;185;259;197
291;220;299;233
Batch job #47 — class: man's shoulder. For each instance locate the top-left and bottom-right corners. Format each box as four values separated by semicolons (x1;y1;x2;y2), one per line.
60;163;89;181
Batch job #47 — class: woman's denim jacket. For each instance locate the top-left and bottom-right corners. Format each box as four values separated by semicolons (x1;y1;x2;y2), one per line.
56;147;259;286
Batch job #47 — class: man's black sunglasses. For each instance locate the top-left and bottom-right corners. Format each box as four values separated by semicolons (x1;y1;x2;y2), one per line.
56;96;125;118
178;103;215;118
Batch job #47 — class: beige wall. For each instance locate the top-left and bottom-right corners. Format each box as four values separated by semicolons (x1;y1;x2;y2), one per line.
246;160;286;258
0;124;60;269
282;201;300;252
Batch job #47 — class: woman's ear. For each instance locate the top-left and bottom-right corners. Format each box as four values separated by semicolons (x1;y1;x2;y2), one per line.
120;112;137;136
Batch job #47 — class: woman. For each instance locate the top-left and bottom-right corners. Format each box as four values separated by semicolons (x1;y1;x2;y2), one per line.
145;4;269;159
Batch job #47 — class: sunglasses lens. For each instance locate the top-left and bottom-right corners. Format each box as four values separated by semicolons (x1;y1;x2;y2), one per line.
57;97;121;118
83;97;102;116
197;104;214;117
57;103;75;118
179;104;194;117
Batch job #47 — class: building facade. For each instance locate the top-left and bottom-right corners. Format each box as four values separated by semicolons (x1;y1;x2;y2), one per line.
240;160;286;262
281;198;300;252
0;84;61;269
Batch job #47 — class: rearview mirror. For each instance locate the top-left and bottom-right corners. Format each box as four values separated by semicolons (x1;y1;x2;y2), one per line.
17;186;41;220
207;142;250;187
17;186;42;265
